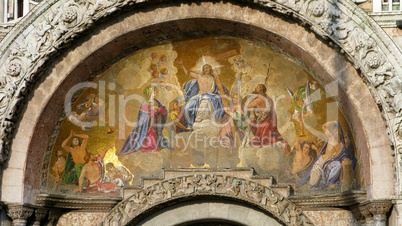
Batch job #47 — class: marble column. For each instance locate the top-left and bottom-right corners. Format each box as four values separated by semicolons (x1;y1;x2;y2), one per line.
6;203;34;226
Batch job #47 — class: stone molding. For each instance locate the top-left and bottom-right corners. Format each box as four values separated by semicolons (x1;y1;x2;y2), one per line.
289;190;367;209
35;194;122;210
368;12;402;28
100;174;312;225
0;0;401;195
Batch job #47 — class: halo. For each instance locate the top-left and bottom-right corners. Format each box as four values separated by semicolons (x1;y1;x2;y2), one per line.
142;84;159;98
192;56;223;75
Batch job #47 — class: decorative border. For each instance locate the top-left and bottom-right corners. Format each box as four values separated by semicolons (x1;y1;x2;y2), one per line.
100;174;312;225
0;0;401;195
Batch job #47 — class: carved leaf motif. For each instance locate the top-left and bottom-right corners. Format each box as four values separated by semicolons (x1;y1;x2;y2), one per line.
7;205;34;221
100;175;310;225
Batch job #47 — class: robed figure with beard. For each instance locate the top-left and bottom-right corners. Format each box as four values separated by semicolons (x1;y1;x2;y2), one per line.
246;84;290;154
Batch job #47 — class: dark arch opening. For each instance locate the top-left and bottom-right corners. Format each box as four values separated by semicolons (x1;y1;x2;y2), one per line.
175;219;246;226
128;197;285;226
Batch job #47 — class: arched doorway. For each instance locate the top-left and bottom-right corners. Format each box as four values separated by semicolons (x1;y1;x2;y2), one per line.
101;175;307;225
134;200;282;226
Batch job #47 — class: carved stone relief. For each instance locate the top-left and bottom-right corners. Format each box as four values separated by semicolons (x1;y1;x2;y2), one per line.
6;204;34;226
100;174;312;225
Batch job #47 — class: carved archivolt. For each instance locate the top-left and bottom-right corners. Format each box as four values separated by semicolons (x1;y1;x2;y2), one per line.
100;174;311;225
0;0;401;194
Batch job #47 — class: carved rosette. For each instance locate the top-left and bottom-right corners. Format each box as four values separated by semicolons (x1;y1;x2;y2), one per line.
365;51;382;70
100;175;311;225
7;204;34;226
5;61;22;77
310;1;325;17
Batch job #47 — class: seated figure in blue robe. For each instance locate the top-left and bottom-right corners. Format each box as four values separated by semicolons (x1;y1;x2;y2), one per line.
176;60;228;127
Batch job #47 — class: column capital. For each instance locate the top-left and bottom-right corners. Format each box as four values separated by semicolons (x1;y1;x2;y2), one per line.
358;204;373;221
6;203;34;226
356;200;393;226
366;200;393;218
33;208;48;226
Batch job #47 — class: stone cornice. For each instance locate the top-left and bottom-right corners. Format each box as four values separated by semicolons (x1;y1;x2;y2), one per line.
368;12;402;28
35;194;122;210
289;190;367;209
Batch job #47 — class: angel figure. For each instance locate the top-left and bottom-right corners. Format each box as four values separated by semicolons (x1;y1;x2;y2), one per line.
287;80;321;136
68;94;114;133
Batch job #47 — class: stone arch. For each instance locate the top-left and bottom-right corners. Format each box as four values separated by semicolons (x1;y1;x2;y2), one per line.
0;0;398;205
101;174;309;225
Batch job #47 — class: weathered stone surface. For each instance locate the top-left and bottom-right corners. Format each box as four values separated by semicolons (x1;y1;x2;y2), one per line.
57;211;106;226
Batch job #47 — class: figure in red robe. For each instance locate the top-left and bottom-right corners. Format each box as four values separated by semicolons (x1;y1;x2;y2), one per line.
247;84;290;154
